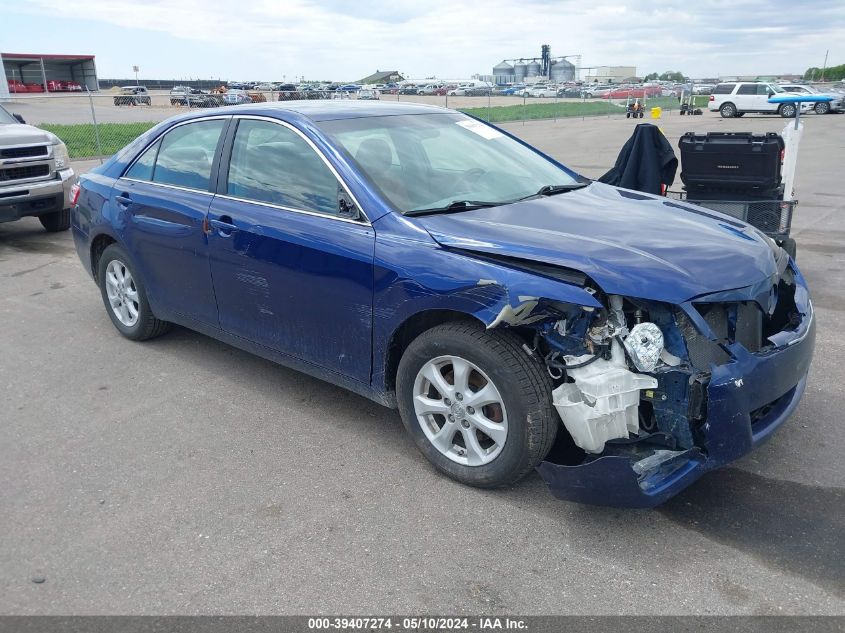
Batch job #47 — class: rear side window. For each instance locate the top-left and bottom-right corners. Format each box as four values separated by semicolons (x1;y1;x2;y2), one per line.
152;120;225;190
125;139;160;181
713;84;735;94
226;119;339;215
737;84;758;95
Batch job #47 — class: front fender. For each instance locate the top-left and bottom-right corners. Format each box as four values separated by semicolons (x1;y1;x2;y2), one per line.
371;213;600;396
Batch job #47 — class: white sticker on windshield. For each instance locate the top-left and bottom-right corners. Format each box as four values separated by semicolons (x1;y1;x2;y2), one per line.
456;119;503;140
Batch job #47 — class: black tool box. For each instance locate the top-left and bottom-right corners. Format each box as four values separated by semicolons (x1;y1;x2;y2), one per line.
679;132;785;193
684;184;785;202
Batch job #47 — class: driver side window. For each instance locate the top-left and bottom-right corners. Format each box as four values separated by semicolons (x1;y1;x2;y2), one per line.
226;119;340;216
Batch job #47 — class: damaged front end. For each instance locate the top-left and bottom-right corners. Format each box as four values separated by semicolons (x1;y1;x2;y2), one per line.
484;260;815;508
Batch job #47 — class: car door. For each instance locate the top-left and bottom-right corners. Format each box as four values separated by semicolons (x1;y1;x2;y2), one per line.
733;83;758;111
758;84;780;112
116;117;228;326
206;116;375;382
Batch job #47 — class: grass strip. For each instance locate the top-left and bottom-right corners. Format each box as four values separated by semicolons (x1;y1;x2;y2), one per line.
41;122;157;158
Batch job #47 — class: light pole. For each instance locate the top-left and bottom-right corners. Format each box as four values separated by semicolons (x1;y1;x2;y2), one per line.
133;65;139;86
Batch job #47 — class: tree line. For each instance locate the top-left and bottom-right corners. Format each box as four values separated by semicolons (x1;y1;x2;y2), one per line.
644;71;687;82
804;64;845;82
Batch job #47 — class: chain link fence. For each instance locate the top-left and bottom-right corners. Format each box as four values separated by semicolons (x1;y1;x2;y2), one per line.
0;85;716;162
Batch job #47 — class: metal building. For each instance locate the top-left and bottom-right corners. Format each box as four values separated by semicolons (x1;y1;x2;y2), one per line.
1;52;98;95
583;66;636;84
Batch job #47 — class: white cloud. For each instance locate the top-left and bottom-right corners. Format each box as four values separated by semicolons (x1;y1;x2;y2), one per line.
7;0;845;80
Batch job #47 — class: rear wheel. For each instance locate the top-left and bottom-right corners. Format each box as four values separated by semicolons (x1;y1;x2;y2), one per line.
396;322;557;488
815;102;830;115
720;102;737;118
39;208;70;232
97;244;171;341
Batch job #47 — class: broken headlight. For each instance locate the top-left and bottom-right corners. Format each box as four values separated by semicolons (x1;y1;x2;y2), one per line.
622;322;664;372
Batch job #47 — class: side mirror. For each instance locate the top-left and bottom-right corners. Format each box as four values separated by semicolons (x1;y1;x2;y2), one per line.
13;114;25;124
768;91;774;97
337;188;361;221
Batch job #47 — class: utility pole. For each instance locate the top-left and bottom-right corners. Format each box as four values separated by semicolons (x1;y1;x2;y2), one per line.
821;50;829;82
133;65;139;86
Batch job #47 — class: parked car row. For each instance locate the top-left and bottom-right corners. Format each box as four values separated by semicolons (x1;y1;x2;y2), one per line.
169;86;223;107
7;79;83;93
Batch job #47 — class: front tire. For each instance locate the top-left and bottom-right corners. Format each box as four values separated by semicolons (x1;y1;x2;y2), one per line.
780;103;797;118
97;244;171;341
39;208;70;232
396;322;557;488
720;102;737;118
815;102;830;115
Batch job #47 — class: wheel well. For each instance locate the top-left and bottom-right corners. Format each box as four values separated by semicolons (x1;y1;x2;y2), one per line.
384;310;482;393
90;234;116;282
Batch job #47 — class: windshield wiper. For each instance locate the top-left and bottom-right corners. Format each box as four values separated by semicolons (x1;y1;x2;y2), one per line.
516;183;590;202
405;183;590;216
405;200;501;217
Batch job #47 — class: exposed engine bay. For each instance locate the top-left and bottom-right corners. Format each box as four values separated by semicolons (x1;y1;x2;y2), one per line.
493;261;809;491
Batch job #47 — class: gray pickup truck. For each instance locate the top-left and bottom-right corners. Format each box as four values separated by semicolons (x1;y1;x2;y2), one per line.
0;104;77;232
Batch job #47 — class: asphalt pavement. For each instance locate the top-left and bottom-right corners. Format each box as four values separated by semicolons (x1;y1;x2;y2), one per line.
0;110;842;615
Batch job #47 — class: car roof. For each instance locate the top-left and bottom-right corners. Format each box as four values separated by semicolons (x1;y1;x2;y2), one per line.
176;100;449;122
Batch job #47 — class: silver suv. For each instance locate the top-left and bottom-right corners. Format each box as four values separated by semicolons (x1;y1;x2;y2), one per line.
0;105;77;232
778;84;844;114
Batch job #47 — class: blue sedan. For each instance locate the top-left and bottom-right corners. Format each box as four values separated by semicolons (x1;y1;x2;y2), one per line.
70;102;814;507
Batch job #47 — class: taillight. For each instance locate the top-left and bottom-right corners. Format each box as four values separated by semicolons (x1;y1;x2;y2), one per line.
709;95;714;101
69;183;81;206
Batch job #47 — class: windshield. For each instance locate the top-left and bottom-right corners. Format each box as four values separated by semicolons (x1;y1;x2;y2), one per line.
768;84;785;94
317;113;581;213
0;105;19;124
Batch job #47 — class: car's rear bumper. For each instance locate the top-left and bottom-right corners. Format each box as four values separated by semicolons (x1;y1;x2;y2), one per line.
0;168;76;223
536;289;815;508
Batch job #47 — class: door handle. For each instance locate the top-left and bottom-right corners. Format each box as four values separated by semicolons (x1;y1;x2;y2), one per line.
209;216;239;236
115;193;132;208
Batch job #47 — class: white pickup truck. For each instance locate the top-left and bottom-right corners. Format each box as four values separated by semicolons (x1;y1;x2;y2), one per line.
0;104;77;232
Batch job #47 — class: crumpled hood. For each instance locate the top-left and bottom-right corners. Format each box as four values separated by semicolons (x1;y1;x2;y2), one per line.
415;182;779;304
0;123;56;146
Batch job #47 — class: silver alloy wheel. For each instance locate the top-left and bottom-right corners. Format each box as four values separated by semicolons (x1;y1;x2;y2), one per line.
412;355;508;466
105;259;140;327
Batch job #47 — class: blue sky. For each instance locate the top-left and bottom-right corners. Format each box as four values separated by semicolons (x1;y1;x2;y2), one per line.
1;0;843;81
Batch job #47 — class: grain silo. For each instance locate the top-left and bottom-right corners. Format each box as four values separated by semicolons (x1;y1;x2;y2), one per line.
492;61;515;85
550;59;576;83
